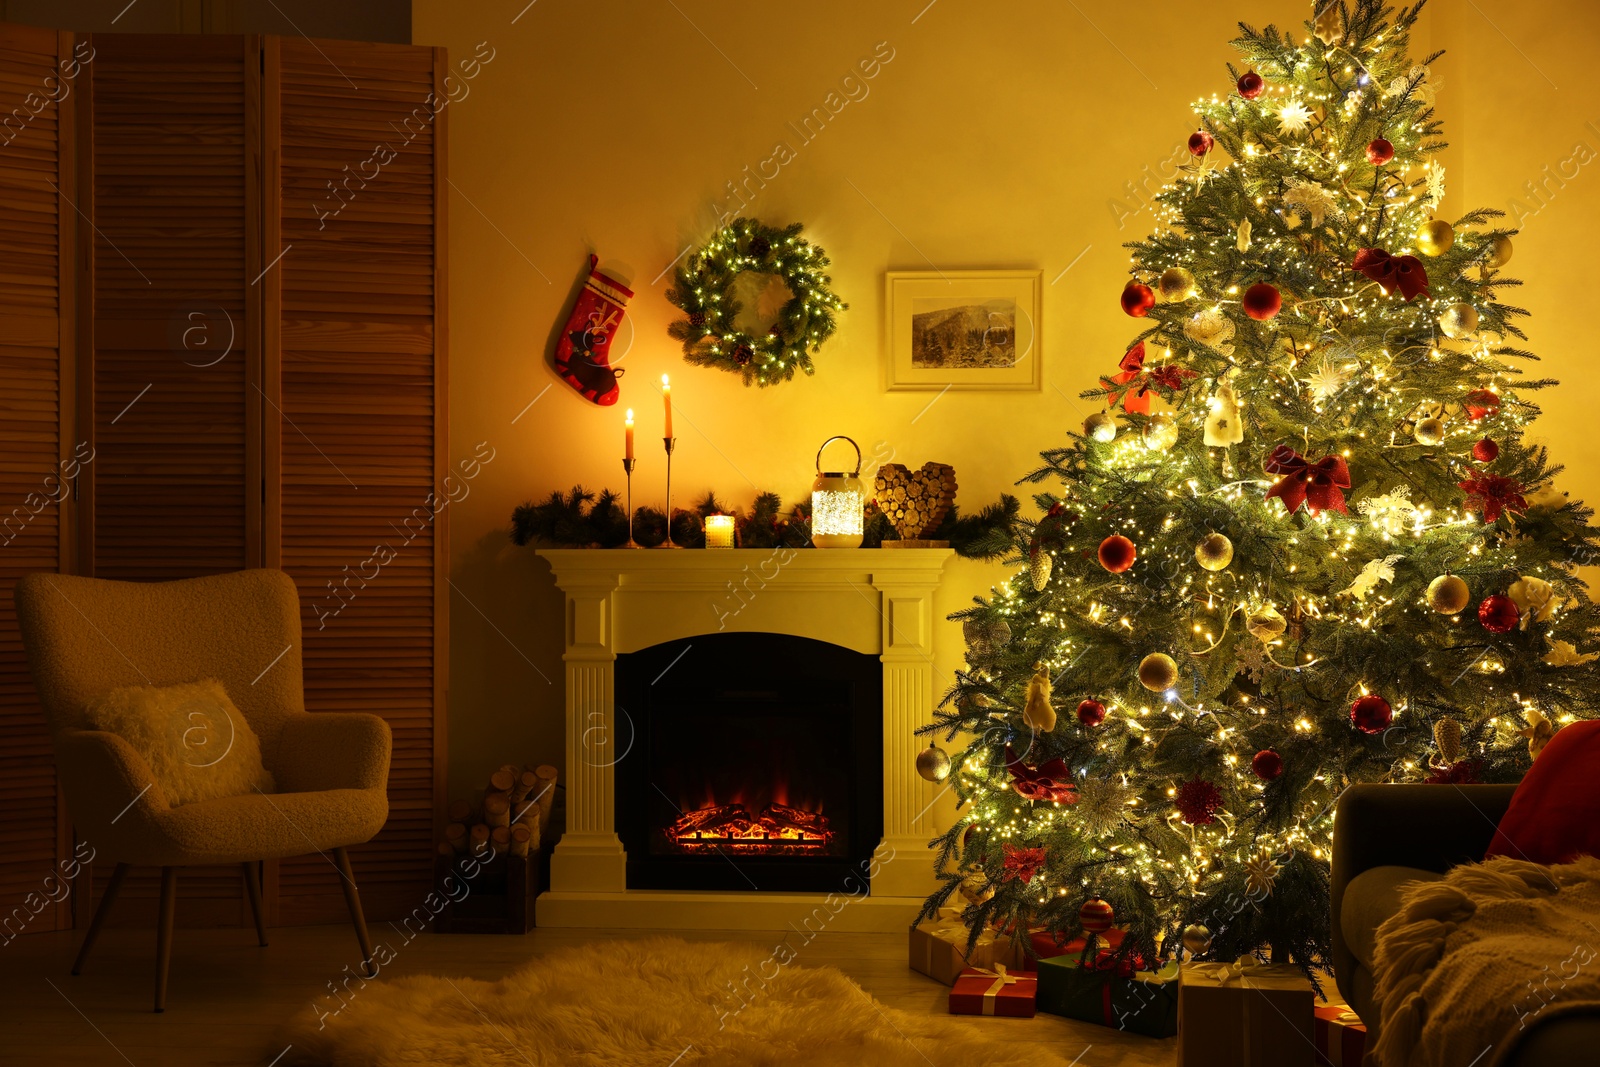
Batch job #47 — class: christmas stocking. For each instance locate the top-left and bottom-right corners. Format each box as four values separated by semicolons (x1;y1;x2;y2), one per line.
553;255;633;406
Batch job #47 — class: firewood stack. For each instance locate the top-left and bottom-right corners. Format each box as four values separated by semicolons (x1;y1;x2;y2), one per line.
873;461;957;539
439;763;558;861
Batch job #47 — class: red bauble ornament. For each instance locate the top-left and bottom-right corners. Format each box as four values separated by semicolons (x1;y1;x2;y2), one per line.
1098;535;1137;573
1079;897;1115;933
1472;438;1500;463
1350;694;1393;734
1366;137;1395;165
1120;281;1155;317
1188;129;1215;156
1237;70;1264;99
1251;749;1283;781
1175;777;1224;825
1242;282;1282;321
1077;698;1107;728
1478;594;1520;634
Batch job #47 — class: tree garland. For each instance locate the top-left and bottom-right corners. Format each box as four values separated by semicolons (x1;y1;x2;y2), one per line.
666;218;846;387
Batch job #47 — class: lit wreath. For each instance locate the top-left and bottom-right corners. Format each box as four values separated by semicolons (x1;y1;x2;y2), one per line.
666;218;846;387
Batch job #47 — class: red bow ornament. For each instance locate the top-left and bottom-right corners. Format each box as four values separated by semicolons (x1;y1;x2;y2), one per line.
1458;473;1527;522
1351;248;1429;300
1463;389;1502;421
1005;746;1079;804
1103;342;1197;414
1263;444;1351;515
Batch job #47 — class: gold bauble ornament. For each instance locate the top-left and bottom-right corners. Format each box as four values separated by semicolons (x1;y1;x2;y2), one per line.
1181;923;1212;955
1158;267;1197;301
1195;533;1234;571
958;864;995;905
1487;234;1513;268
1084;412;1117;443
1143;414;1180;452
1138;652;1179;692
1245;603;1287;641
1416;218;1455;257
1413;417;1445;446
916;743;951;783
1439;303;1479;340
1427;574;1470;615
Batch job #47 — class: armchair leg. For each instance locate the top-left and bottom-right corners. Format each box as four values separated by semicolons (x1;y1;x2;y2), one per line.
241;862;268;947
155;866;177;1013
332;847;376;978
72;862;130;976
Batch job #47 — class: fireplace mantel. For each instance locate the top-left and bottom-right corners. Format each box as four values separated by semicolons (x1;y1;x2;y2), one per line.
535;547;953;930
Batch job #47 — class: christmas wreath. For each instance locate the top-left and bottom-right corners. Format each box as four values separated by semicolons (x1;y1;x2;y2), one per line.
666;218;846;387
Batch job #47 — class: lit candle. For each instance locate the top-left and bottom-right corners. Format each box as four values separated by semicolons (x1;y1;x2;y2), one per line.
624;408;634;460
662;374;673;439
705;514;735;549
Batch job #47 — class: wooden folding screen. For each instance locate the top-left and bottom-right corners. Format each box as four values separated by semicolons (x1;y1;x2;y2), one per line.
0;25;446;932
0;23;76;937
264;36;447;925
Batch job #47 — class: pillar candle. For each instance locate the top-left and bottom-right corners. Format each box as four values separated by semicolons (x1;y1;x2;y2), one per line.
624;409;634;460
705;514;735;549
662;374;673;439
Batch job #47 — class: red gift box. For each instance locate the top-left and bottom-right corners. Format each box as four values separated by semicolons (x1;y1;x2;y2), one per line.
1313;1003;1367;1066
949;964;1037;1018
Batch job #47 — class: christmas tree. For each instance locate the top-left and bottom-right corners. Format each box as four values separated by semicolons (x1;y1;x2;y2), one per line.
921;0;1600;969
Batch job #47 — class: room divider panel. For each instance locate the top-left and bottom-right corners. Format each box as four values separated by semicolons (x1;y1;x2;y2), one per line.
0;23;447;933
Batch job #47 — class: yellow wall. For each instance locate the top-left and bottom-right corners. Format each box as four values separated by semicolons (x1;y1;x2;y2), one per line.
411;1;1600;801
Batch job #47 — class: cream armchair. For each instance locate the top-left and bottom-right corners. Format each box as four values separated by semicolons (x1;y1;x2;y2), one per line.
15;568;391;1012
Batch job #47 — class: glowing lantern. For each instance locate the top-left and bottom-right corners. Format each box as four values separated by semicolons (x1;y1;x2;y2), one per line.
810;435;864;548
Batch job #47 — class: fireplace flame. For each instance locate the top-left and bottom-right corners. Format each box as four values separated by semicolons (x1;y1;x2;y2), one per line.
667;801;830;853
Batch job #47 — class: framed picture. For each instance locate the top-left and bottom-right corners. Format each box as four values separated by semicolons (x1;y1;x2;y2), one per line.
885;269;1042;391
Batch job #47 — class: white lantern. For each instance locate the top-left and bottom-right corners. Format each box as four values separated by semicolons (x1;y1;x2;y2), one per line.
811;435;864;548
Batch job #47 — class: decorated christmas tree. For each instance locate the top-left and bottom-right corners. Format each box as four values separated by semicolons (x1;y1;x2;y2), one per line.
920;0;1600;969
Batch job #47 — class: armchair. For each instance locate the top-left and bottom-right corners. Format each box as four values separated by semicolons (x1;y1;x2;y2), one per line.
15;569;391;1012
1332;784;1600;1064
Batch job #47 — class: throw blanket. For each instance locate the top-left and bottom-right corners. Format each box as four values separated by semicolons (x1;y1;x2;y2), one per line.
1371;855;1600;1067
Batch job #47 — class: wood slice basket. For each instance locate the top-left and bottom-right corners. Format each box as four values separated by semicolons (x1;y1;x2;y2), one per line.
431;845;546;934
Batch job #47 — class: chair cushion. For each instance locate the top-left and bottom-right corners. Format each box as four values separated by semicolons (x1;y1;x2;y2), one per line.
1487;719;1600;864
138;787;389;866
1340;865;1442;968
85;678;275;806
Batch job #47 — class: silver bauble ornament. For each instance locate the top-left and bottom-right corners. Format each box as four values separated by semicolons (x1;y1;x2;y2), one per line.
1143;414;1180;452
1084;412;1117;443
916;743;951;783
958;865;995;906
1413;417;1446;446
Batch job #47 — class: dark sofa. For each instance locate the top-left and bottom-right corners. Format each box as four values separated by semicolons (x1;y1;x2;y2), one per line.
1333;784;1600;1064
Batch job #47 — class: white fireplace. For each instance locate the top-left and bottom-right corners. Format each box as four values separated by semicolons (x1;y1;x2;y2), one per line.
535;546;953;930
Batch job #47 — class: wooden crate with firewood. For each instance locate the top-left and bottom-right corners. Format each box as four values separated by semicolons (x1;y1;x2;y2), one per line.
432;762;558;934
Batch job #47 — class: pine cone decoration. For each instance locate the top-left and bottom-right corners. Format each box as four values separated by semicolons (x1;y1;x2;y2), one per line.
733;344;754;366
749;236;771;257
688;311;706;327
1433;718;1462;765
1030;547;1053;590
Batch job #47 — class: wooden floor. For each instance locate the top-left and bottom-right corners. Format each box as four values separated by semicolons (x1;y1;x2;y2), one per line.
0;922;1178;1066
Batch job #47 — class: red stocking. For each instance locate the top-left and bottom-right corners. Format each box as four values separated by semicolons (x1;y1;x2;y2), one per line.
553;255;633;406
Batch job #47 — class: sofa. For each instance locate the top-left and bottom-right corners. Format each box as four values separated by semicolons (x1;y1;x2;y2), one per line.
1333;783;1600;1064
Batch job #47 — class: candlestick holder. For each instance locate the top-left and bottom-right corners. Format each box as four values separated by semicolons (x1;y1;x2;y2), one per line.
656;437;682;548
621;457;641;548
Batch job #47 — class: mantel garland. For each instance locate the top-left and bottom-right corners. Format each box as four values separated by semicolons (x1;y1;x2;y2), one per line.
665;218;846;387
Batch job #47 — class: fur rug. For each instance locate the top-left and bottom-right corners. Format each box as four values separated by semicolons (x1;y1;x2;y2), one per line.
1371;855;1600;1067
278;937;1061;1067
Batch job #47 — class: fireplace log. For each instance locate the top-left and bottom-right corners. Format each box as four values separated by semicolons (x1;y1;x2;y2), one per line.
469;823;491;856
447;799;472;824
509;824;533;857
483;792;511;828
489;825;511;855
444;822;467;854
489;765;517;794
509;768;538;804
531;764;559;829
762;803;830;839
436;841;454;858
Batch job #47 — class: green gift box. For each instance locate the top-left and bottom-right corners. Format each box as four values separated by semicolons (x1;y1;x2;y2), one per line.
1036;952;1180;1038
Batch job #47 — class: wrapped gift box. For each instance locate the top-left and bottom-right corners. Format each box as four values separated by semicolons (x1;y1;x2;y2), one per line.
949;964;1037;1018
1313;1001;1368;1066
1036;951;1180;1037
1178;960;1315;1067
909;909;1023;986
1030;926;1125;961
